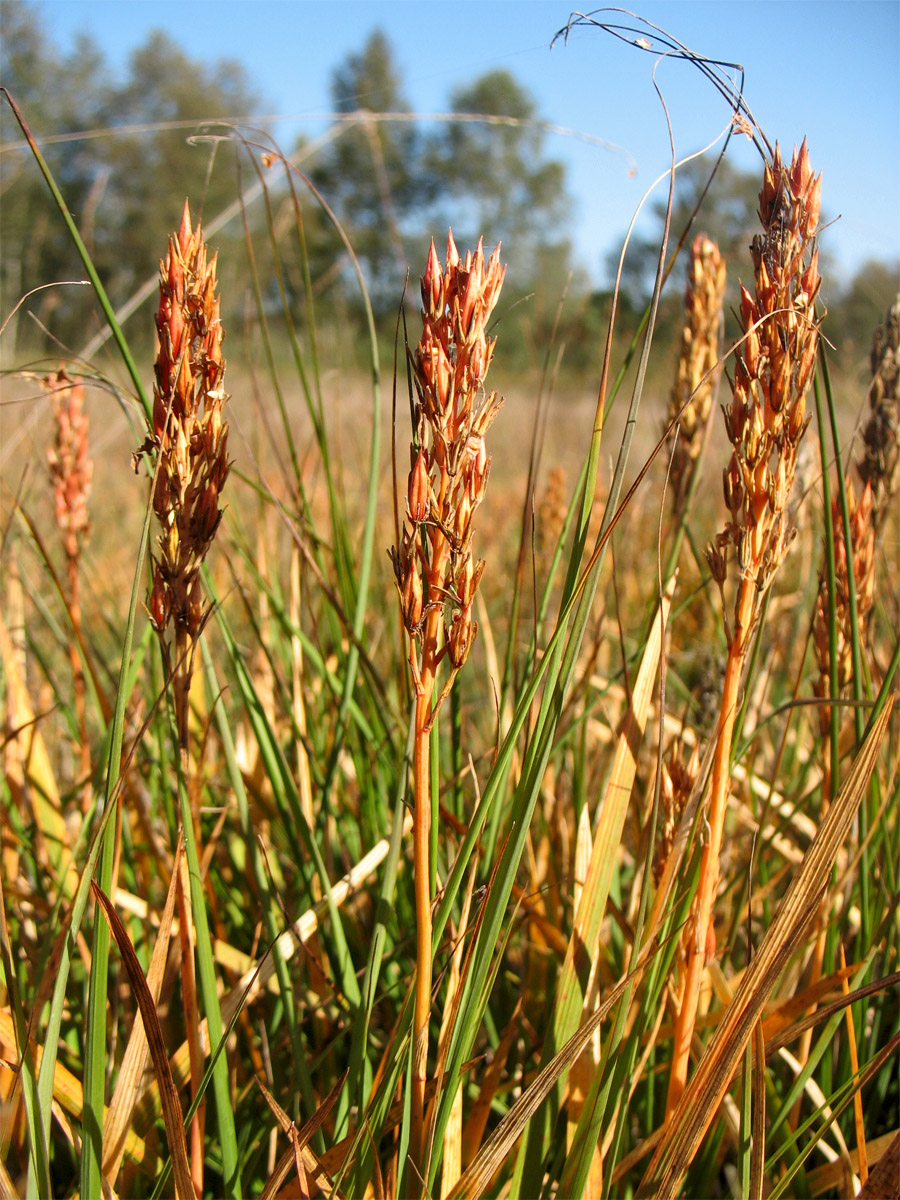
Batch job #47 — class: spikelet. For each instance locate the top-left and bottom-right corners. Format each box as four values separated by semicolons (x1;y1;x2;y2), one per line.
666;235;726;513
706;140;822;636
857;297;899;532
46;367;92;563
136;200;230;748
390;231;505;681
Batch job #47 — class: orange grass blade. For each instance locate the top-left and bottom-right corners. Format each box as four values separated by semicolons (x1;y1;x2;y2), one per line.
459;1003;521;1167
840;941;868;1185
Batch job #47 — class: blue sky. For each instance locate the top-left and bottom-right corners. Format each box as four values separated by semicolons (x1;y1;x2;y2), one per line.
20;1;900;287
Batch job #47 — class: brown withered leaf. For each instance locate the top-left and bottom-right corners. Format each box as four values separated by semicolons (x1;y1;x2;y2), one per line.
91;880;194;1200
102;842;182;1184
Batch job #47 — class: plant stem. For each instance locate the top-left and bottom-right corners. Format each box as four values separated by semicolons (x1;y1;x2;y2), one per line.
410;597;441;1187
667;574;754;1115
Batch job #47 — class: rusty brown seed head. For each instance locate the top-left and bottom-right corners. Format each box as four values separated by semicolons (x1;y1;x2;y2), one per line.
137;199;230;646
136;201;229;747
46;366;92;562
392;231;505;673
857;297;899;532
706;141;822;629
667;235;726;512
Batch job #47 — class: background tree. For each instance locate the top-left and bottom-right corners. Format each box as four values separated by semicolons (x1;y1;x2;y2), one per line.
420;69;577;366
826;258;900;372
1;4;110;350
308;30;424;312
607;154;763;314
96;31;262;313
425;70;570;279
1;6;262;353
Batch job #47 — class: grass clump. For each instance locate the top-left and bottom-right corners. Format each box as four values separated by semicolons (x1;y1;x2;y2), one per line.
1;14;898;1200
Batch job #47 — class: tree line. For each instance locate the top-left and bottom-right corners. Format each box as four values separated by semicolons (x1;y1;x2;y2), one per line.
1;3;894;374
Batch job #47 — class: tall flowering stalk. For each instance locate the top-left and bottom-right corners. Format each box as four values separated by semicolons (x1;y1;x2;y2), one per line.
137;199;230;751
46;366;93;800
133;199;231;1192
857;297;899;533
666;234;726;516
390;232;505;1184
47;367;92;567
667;142;822;1113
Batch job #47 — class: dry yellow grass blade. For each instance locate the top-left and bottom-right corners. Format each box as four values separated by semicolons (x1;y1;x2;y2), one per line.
0;1010;150;1170
808;1129;899;1197
447;952;654;1200
0;1150;18;1200
639;697;895;1199
92;881;194;1200
460;1002;521;1167
0;608;76;900
101;842;182;1185
557;575;674;1025
255;1072;348;1200
129;820;412;1125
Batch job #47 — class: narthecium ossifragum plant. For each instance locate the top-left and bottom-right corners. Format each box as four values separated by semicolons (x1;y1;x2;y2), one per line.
667;141;823;1113
390;232;505;1184
136;199;230;750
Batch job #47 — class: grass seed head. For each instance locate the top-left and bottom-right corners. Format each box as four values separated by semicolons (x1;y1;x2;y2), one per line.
137;199;229;747
45;366;92;562
393;231;505;673
857;296;899;531
140;199;230;646
667;234;726;512
707;142;822;631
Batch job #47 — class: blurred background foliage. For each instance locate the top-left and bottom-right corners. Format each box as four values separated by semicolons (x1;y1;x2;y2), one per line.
1;1;896;382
